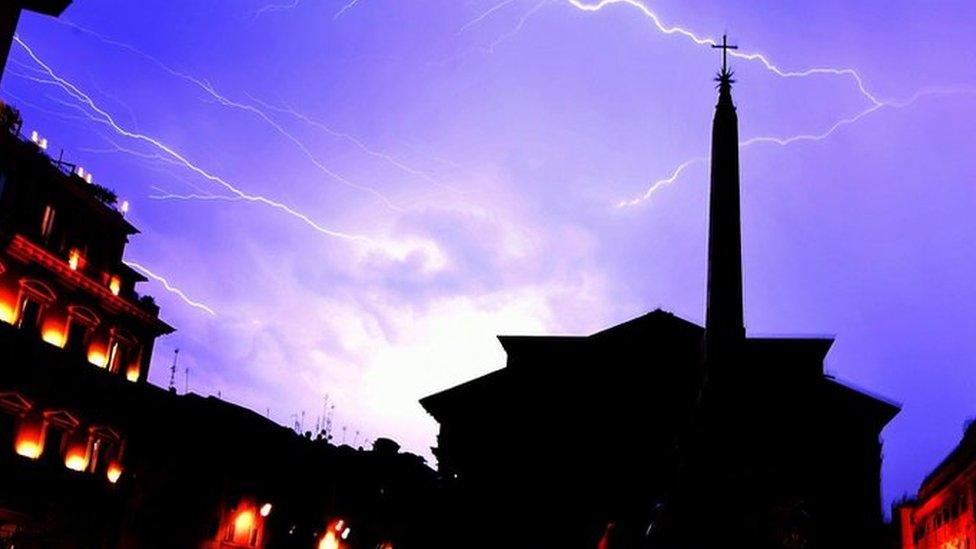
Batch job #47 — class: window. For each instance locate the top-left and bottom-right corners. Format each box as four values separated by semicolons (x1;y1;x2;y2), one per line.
65;320;89;355
40;205;55;243
107;341;127;373
17;297;42;335
65;309;98;357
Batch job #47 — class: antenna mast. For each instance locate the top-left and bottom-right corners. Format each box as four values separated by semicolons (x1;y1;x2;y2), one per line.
168;348;180;392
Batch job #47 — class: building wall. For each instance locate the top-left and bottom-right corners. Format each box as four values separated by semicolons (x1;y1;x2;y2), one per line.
899;462;976;549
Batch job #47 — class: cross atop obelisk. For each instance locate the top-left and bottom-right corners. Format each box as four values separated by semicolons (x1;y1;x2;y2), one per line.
711;34;738;76
1;1;72;85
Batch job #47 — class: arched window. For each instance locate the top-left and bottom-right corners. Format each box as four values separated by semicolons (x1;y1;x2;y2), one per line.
16;280;56;335
65;306;100;357
107;328;138;374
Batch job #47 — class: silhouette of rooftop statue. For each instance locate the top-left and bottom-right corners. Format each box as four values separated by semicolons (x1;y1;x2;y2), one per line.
421;37;899;549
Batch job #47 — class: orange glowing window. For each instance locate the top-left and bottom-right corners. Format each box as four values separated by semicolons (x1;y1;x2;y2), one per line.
41;316;67;348
0;302;14;324
68;249;81;271
14;411;47;460
106;462;123;483
224;508;260;546
63;429;92;472
318;531;339;549
125;365;140;382
88;343;108;368
109;275;121;296
235;510;254;532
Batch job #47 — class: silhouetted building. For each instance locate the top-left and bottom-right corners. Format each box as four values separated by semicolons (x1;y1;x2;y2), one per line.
0;97;445;548
421;42;899;549
0;1;72;84
0;6;444;544
894;422;976;549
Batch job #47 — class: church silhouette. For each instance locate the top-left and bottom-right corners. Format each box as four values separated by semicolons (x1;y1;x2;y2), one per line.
421;38;900;549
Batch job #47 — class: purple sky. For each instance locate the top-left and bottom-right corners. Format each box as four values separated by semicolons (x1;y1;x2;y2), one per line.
3;0;975;510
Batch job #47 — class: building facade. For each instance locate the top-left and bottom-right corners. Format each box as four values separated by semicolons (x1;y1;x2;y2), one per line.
895;423;976;549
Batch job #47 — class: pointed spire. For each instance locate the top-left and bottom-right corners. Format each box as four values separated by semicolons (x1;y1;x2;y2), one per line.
705;36;745;362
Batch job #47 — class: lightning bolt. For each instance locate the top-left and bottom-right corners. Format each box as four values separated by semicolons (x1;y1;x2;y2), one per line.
250;0;302;21
335;0;364;20
619;88;976;207
565;0;881;106
148;188;242;203
459;0;520;33
52;20;402;212
12;35;380;245
617;157;704;207
125;261;217;316
244;93;457;193
489;0;553;53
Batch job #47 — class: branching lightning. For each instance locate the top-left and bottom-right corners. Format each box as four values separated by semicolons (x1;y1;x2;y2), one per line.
12;35;379;245
565;0;881;106
125;262;218;316
250;0;303;21
620;88;976;207
489;0;553;53
244;93;457;193
617;157;704;207
459;0;520;33
52;20;402;212
148;187;243;203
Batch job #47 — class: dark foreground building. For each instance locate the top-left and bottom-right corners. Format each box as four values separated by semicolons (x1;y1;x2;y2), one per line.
0;8;443;546
0;99;444;549
422;47;899;549
894;423;976;549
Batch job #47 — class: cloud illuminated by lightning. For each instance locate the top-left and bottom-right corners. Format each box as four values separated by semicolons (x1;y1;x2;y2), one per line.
565;0;882;106
12;35;380;245
52;20;402;212
619;88;976;207
125;261;217;316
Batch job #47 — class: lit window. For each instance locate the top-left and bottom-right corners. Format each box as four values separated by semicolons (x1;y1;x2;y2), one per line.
63;428;92;472
41;205;55;242
125;365;140;383
88;344;108;368
68;249;81;271
16;296;42;335
106;461;123;483
14;410;47;460
65;315;95;356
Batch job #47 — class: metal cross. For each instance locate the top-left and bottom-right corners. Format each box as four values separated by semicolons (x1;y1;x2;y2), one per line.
711;34;738;74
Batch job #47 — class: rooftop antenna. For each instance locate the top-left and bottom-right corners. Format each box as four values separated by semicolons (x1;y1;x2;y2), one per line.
168;348;180;392
184;366;190;394
325;404;335;440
